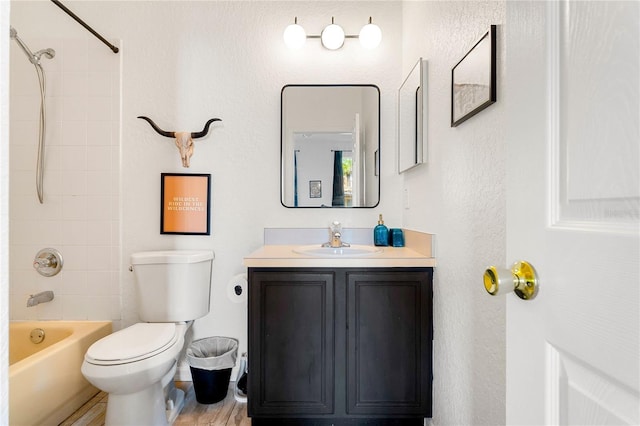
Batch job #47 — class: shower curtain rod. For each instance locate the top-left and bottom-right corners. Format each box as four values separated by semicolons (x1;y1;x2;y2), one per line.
50;0;119;54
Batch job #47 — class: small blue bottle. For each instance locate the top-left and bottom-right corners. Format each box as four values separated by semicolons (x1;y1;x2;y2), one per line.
374;214;389;246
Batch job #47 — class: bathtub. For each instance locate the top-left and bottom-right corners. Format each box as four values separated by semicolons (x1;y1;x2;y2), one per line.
9;321;112;426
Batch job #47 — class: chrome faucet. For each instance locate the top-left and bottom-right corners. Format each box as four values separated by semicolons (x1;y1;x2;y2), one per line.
322;221;350;248
27;290;54;307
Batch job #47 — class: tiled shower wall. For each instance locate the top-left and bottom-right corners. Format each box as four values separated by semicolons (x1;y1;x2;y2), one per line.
9;37;120;322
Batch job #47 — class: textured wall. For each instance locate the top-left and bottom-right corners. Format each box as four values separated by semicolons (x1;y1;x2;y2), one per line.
7;2;508;424
9;0;403;366
400;2;507;425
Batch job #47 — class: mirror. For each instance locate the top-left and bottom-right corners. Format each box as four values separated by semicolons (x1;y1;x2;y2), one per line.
398;58;428;173
281;85;380;208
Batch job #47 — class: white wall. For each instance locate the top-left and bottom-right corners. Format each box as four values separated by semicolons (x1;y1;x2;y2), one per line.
9;0;403;365
6;2;508;425
401;2;506;425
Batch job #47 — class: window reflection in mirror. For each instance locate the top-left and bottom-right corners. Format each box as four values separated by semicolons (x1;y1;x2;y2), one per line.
281;85;380;208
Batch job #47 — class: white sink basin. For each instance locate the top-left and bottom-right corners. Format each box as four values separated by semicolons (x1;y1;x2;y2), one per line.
293;245;383;258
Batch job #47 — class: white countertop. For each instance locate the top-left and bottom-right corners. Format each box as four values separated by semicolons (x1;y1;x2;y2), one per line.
243;244;436;268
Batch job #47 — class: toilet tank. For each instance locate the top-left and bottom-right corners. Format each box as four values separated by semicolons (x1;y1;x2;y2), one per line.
130;250;214;322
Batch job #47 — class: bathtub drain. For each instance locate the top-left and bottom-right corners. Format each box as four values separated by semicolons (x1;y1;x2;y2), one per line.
30;328;45;344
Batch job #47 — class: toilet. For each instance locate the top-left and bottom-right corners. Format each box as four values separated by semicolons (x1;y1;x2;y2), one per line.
81;250;214;426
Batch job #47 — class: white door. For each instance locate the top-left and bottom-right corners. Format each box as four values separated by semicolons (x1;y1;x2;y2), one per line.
505;1;639;425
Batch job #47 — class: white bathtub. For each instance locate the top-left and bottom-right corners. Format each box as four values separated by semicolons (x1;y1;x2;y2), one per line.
9;320;112;426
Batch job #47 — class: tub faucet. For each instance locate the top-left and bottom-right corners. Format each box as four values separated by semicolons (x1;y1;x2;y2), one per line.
27;290;54;307
322;221;350;248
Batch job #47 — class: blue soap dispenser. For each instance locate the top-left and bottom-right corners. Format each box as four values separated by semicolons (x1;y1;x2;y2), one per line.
374;214;389;246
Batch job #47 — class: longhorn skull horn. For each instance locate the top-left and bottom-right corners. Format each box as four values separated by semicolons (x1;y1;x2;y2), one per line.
137;116;175;138
191;118;222;138
137;116;222;168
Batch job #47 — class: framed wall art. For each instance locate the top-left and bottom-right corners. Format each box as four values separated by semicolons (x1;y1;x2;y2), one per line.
160;173;211;235
451;25;497;127
309;180;322;198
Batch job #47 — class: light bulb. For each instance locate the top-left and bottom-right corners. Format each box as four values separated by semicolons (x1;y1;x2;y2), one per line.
321;19;345;50
359;18;382;49
283;18;306;49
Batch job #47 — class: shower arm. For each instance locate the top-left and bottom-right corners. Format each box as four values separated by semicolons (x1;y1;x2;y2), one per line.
50;0;119;54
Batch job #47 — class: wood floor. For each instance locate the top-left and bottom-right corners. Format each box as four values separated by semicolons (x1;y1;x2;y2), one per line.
60;382;250;426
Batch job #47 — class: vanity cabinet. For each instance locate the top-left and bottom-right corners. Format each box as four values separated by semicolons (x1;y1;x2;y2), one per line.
248;267;433;426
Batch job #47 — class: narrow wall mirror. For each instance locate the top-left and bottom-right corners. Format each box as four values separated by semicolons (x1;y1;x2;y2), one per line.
398;58;428;173
281;85;380;208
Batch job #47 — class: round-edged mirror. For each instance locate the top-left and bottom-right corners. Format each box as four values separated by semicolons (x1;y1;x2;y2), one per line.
281;84;380;208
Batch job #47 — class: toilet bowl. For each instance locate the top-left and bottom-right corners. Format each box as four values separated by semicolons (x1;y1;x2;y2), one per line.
81;250;214;426
81;323;187;425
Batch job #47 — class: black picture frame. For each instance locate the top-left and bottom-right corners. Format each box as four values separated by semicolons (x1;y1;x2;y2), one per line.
160;173;211;235
451;25;497;127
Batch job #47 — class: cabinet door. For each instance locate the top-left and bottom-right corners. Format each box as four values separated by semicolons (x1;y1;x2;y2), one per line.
248;270;335;416
346;270;432;416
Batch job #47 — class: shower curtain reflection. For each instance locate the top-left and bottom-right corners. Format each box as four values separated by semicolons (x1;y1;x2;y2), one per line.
332;151;344;207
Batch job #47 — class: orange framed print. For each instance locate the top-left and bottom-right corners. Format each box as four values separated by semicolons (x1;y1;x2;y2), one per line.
161;173;211;235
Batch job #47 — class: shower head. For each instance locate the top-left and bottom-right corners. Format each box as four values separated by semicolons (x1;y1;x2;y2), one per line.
9;26;55;65
34;48;56;61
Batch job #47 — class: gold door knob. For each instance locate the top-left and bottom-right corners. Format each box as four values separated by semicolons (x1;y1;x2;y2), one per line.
483;260;538;300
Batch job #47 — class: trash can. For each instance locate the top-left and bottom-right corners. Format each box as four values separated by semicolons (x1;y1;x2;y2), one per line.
186;337;238;404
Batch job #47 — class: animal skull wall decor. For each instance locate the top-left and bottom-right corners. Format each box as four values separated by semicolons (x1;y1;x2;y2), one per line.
138;116;222;167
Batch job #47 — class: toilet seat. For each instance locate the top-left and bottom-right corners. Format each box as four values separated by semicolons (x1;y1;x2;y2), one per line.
85;323;179;366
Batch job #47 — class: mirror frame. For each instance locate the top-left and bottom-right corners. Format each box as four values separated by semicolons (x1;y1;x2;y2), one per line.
280;84;381;208
398;58;428;173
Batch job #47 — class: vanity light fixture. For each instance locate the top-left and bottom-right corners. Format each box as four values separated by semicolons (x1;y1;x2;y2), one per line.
283;16;382;50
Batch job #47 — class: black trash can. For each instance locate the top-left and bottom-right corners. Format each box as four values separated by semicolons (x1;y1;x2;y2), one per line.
186;336;238;404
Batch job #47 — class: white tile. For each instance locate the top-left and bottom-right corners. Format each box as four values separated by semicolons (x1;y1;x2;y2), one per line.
88;271;112;296
10;220;62;246
44;145;63;171
61;96;89;121
87;221;111;245
86;246;111;271
87;97;112;121
60;146;87;171
9;170;32;196
61;245;89;270
36;299;63;320
10;120;38;146
62;195;88;221
87;146;111;171
86;171;112;196
59;270;87;295
87;195;113;221
61;170;88;196
86;296;113;320
10;95;39;121
63;71;89;97
62;39;89;72
61;220;88;245
87;121;111;146
88;72;112;97
10;194;62;221
46;70;63;98
43;170;64;197
61;295;88;320
9;144;36;171
61;120;88;146
89;43;119;72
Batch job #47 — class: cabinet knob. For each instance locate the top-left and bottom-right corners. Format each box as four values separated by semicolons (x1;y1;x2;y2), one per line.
483;260;538;300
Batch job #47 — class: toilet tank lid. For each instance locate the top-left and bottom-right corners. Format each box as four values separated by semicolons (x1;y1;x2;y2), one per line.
131;250;214;265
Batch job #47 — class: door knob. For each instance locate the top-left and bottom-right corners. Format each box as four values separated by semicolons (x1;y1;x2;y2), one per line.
483;260;538;300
